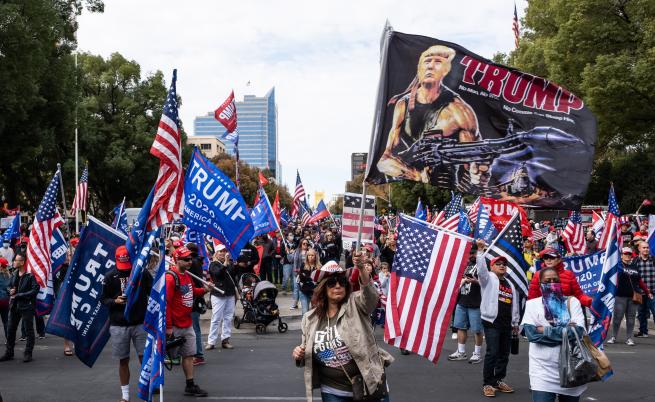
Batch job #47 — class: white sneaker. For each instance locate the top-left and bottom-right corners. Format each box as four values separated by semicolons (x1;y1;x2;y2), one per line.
451;333;458;340
469;353;482;364
447;351;467;361
625;338;635;346
606;337;615;344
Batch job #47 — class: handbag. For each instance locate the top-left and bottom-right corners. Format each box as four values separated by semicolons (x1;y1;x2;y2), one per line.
559;325;599;388
331;316;388;401
628;276;643;305
581;333;613;380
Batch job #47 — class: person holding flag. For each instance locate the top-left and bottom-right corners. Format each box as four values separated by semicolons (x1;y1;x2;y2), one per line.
101;246;153;402
474;240;520;397
165;246;211;397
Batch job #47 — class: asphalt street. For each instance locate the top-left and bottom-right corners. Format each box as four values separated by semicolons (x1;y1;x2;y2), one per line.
1;318;655;402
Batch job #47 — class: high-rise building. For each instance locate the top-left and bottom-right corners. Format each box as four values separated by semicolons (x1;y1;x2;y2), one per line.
351;153;368;179
193;88;280;181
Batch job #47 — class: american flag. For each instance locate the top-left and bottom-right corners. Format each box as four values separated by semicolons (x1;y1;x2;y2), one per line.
26;172;65;288
70;166;88;212
591;211;604;240
512;3;520;49
467;197;481;224
291;170;306;217
148;69;184;231
300;204;312;227
432;193;462;226
562;211;585;254
385;215;472;363
485;212;529;297
598;185;620;250
531;227;549;241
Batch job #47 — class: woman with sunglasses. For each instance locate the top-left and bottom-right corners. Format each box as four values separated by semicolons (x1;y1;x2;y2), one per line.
291;240;312;310
521;267;587;402
528;248;592;308
292;260;393;402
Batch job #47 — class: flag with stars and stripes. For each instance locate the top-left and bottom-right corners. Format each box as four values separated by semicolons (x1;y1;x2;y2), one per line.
148;69;184;231
385;215;472;363
432;192;462;226
598;185;620;250
531;226;549;241
291;171;306;217
562;211;585;254
70;166;88;212
485;212;529;298
26;171;65;288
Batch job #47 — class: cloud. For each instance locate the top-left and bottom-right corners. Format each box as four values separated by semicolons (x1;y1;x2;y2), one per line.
77;0;526;204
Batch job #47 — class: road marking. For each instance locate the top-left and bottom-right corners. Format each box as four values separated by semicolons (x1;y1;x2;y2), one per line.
206;398;319;400
603;350;636;354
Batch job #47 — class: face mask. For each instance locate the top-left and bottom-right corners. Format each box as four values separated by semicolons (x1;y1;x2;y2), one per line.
117;270;131;278
541;282;569;326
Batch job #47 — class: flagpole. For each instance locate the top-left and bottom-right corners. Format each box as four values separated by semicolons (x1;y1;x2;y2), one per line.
234;144;240;189
74;52;79;235
56;164;73;245
481;210;520;258
355;182;367;251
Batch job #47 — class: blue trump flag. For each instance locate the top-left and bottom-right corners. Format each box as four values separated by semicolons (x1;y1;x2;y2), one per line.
457;209;472;236
588;223;619;356
415;199;426;221
280;209;290;227
36;228;69;316
112;200;129;235
250;188;279;237
124;229;159;322
474;204;498;243
45;216;127;367
126;187;155;264
184;148;254;259
138;239;166;401
3;213;21;242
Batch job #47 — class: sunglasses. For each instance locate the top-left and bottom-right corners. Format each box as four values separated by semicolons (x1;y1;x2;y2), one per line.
542;278;560;284
178;257;192;262
542;255;559;260
493;262;507;266
326;276;348;288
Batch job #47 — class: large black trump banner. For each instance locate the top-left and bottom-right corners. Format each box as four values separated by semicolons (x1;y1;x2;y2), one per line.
365;29;597;210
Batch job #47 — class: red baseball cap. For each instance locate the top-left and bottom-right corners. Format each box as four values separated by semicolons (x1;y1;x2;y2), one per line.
173;246;193;261
115;245;131;271
172;240;184;248
490;256;508;266
539;248;561;259
70;238;80;247
0;257;8;268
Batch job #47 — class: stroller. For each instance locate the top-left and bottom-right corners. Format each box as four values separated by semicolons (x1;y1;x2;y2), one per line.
234;273;288;334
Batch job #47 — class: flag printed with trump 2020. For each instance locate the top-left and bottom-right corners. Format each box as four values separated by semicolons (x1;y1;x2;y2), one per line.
184;148;254;259
385;215;472;363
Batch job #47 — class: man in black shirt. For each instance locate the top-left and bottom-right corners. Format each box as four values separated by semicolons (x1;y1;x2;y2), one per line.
0;254;39;363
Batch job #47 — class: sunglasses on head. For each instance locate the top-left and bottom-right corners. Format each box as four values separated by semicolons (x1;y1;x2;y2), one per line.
542;278;560;284
326;275;348;288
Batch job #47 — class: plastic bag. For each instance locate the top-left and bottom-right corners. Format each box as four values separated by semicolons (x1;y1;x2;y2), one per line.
559;326;599;388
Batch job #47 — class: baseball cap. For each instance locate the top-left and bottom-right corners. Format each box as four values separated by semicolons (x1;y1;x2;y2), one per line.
490;256;508;266
173;246;193;261
172;240;184;248
70;238;79;247
115;246;132;271
621;247;634;255
539;248;561;258
0;257;8;268
319;260;345;274
216;244;227;251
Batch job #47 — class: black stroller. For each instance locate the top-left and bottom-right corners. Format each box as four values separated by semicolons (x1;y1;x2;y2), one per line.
234;273;288;334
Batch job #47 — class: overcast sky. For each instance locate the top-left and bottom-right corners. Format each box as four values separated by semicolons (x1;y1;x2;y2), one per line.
77;0;527;205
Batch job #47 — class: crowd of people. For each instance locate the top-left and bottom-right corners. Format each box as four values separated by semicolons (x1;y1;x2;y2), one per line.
0;209;652;402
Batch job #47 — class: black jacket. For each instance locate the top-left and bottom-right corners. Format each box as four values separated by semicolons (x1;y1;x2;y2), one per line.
101;268;152;326
9;271;39;311
208;260;237;297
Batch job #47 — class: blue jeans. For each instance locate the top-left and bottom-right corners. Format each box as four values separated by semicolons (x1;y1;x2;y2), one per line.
282;264;294;292
531;390;580;402
299;292;311;315
292;271;300;303
637;297;655;334
482;325;511;386
191;311;203;357
321;393;390;402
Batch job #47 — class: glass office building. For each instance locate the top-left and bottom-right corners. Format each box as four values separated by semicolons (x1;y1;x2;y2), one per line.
193;88;280;181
